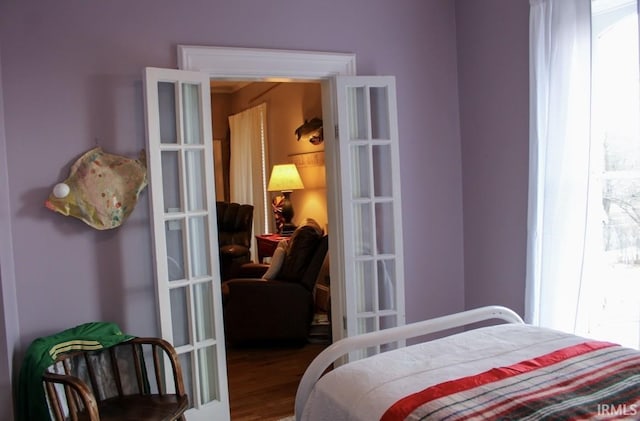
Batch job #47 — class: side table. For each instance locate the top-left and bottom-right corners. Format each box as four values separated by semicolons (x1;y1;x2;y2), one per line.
255;234;288;263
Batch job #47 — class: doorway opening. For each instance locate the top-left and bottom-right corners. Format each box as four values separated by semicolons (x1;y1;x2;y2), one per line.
177;44;357;355
210;81;328;243
211;79;332;419
146;46;405;420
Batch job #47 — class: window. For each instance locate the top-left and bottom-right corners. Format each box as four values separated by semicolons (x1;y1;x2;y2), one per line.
578;0;640;348
527;0;640;349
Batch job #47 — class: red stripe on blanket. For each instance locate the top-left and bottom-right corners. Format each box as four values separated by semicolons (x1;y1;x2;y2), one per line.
462;353;640;420
380;341;616;421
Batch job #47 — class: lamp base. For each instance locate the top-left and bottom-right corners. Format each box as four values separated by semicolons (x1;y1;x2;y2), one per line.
272;192;298;235
281;223;297;236
279;191;296;235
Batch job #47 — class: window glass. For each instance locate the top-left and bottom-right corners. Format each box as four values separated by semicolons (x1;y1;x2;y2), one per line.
582;0;640;348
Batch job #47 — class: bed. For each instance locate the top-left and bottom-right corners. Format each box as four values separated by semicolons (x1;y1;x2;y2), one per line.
295;306;640;420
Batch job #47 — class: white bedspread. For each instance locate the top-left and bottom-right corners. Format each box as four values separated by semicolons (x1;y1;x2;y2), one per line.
300;324;591;421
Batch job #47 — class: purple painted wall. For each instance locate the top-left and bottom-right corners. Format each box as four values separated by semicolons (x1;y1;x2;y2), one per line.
0;0;530;417
456;0;530;314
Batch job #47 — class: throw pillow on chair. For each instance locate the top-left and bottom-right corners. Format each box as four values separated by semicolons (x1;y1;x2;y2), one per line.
278;223;323;283
261;240;288;280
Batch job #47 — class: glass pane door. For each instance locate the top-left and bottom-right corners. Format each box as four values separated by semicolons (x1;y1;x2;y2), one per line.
334;76;406;360
143;67;229;420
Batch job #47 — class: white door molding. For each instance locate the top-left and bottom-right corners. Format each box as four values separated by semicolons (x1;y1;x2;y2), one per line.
177;45;356;80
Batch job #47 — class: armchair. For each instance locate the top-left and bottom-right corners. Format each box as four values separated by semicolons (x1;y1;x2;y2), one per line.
223;223;328;345
17;322;187;421
216;201;254;280
42;337;187;421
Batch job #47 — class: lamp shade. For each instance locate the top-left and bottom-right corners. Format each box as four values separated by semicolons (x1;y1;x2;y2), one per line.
267;164;304;192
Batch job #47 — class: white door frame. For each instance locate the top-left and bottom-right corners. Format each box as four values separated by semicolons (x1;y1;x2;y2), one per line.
178;45;356;80
178;45;356;342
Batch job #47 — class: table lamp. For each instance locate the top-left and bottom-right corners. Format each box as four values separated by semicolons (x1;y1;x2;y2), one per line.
267;164;304;235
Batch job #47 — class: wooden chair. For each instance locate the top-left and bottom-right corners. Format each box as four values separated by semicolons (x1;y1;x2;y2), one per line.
42;337;188;421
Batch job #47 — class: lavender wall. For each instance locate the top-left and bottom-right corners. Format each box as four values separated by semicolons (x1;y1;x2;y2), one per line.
456;0;530;315
0;1;468;414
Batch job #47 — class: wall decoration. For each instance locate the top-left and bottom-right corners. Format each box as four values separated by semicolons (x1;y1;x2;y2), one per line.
294;118;323;145
45;147;148;230
290;151;325;168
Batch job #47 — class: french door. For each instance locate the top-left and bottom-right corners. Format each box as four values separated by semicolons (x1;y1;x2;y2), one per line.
143;67;229;420
144;50;406;418
326;76;406;360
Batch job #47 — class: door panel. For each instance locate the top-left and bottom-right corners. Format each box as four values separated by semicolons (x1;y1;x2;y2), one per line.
143;67;229;420
333;76;406;360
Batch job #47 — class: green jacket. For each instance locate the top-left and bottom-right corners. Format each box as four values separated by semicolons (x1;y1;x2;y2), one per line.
16;321;134;421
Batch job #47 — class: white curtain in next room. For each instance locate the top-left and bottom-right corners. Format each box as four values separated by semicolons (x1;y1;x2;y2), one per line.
228;103;269;260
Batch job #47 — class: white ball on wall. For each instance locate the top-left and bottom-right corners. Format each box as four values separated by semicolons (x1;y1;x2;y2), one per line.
53;183;70;198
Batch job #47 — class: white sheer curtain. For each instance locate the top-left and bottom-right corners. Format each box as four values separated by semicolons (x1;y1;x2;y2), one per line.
526;0;592;331
228;103;268;259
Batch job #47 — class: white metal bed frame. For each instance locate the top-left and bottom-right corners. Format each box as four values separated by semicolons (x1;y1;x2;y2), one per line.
294;305;525;419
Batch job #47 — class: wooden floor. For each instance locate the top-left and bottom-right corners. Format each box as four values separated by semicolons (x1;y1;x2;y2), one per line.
226;342;328;421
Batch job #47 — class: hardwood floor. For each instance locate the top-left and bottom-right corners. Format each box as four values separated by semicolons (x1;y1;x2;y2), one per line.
226;341;328;421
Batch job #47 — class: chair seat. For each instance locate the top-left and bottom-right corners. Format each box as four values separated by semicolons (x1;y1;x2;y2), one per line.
97;394;189;421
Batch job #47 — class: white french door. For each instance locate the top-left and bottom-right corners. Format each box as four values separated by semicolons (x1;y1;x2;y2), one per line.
326;76;406;360
143;48;407;419
143;67;229;420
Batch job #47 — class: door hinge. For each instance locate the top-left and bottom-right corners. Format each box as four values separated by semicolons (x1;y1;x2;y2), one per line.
334;124;339;139
343;316;347;330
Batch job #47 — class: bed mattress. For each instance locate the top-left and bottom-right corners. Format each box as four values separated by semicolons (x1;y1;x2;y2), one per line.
300;323;640;420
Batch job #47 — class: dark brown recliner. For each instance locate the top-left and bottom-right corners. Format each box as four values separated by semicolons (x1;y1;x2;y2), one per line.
223;225;328;345
216;201;254;281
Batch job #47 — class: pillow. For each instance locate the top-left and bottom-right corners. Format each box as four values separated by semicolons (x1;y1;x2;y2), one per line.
300;218;324;236
261;240;288;280
278;222;323;282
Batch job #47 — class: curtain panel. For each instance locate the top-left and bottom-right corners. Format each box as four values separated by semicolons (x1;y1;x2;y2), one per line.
526;0;592;331
228;103;268;260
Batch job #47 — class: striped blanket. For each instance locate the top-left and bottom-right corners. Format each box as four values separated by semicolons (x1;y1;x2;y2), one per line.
381;341;640;421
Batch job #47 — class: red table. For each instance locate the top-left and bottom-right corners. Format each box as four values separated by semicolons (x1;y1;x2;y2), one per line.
255;234;288;263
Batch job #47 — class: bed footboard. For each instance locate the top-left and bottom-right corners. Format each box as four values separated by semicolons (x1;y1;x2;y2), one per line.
295;305;524;419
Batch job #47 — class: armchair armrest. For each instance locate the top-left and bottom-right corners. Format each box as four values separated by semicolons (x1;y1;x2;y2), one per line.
128;337;186;396
42;371;100;420
235;263;270;278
